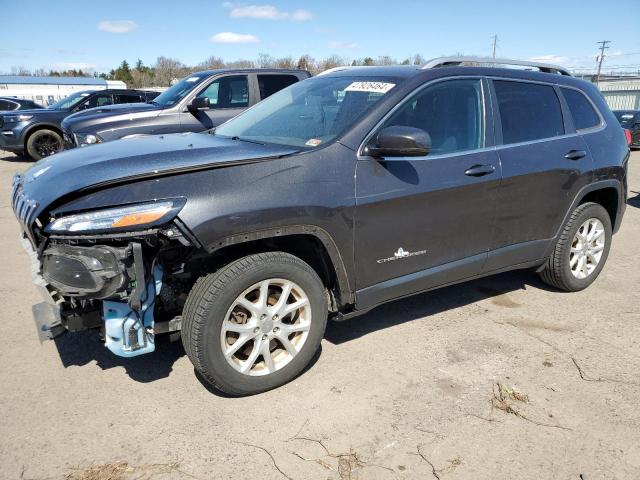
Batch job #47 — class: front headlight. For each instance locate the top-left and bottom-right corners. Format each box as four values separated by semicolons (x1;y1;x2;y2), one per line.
74;132;103;147
47;201;181;233
4;114;33;123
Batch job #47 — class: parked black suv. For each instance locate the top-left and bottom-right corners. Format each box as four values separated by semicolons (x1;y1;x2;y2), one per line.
12;58;629;395
0;89;159;160
613;110;640;147
61;69;310;148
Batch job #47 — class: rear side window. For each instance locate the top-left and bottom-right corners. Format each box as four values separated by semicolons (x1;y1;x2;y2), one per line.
257;74;298;99
494;80;564;144
115;93;143;104
562;88;601;130
0;99;17;110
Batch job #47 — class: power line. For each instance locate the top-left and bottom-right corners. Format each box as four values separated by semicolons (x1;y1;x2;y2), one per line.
595;40;611;84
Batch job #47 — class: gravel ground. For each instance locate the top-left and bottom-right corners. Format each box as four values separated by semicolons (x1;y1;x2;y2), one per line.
0;149;639;480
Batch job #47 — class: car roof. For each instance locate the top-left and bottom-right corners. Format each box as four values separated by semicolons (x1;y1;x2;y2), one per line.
191;68;309;77
318;64;594;91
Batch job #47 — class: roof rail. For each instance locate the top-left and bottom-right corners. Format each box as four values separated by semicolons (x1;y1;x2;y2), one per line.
316;66;357;76
421;56;572;76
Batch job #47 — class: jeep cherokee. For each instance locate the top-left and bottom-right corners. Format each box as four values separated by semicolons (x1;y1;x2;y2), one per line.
11;57;629;395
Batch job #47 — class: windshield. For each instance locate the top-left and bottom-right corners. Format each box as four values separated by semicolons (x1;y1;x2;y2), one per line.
614;111;636;126
152;74;209;107
48;91;91;110
215;76;400;148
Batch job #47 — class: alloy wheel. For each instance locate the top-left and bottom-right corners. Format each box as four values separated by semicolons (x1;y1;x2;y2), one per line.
570;218;605;279
220;278;312;376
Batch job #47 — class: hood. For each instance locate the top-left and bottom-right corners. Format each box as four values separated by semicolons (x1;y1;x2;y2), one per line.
2;107;64;118
62;102;160;130
17;132;298;220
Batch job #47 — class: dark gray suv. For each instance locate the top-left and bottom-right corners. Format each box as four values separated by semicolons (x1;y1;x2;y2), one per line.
12;57;629;395
61;69;310;148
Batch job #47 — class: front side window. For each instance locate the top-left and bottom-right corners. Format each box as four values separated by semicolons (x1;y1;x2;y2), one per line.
197;75;249;108
562;88;600;130
384;79;484;155
215;76;400;148
494;80;564;144
84;94;114;109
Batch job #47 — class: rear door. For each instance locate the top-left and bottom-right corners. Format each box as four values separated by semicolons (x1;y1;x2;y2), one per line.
180;74;251;131
485;79;594;271
354;78;501;304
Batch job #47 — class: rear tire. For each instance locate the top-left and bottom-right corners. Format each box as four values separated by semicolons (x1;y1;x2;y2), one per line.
25;129;63;160
182;252;327;396
539;202;612;292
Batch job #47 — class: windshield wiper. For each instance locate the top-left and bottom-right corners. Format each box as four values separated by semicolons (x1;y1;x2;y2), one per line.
230;136;265;145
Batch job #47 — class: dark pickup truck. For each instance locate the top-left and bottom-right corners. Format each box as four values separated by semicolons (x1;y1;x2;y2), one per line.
12;57;629;396
61;69;310;148
0;89;159;160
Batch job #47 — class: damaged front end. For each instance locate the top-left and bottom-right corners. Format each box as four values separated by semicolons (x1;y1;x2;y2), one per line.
13;173;194;357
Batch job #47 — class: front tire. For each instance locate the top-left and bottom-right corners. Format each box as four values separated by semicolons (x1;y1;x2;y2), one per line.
182;252;328;396
25;129;63;160
539;202;612;291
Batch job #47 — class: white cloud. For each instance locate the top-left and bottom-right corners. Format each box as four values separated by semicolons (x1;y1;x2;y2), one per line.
50;62;96;71
97;20;138;33
210;32;260;44
328;41;360;50
229;4;312;21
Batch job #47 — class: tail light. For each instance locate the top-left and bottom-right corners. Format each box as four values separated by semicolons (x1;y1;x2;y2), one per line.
624;129;632;146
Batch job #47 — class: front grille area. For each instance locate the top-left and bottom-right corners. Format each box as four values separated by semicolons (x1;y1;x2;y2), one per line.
11;173;39;239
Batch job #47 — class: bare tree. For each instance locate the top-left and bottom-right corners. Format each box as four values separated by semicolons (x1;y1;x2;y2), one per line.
200;56;225;70
226;59;256;68
297;54;314;71
318;55;346;72
377;55;397;66
154;56;185;86
257;53;275;69
274;56;296;69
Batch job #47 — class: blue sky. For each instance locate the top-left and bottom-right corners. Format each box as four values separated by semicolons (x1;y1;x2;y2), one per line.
1;0;638;74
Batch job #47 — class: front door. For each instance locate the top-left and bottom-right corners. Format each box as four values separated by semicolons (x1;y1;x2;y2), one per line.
354;78;500;306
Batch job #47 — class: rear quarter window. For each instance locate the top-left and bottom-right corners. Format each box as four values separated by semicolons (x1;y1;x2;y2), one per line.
561;88;601;130
494;80;565;144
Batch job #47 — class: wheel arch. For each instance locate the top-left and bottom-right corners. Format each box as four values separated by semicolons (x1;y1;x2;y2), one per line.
578;187;619;229
23;123;64;149
204;225;354;310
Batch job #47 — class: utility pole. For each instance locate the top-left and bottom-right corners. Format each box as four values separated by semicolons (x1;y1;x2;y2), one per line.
492;35;498;59
595;40;611;84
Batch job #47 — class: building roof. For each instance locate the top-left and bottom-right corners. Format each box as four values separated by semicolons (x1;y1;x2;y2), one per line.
0;75;108;86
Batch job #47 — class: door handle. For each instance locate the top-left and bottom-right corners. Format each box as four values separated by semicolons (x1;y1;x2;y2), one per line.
564;150;587;160
464;164;496;177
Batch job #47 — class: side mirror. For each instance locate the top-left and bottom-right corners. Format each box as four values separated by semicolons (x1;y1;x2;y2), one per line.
189;97;210;111
367;125;431;158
